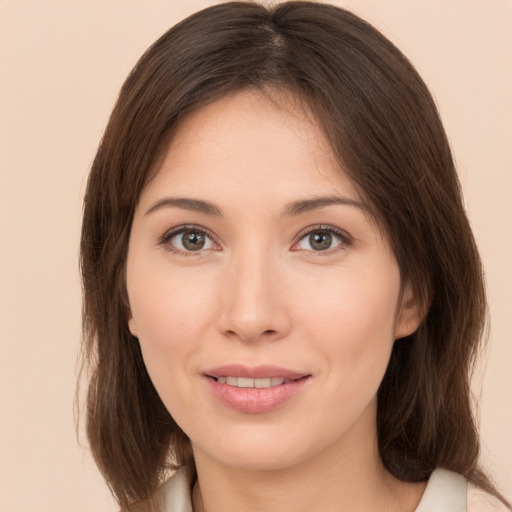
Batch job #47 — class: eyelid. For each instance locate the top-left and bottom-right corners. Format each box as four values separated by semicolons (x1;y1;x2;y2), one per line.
158;224;221;255
291;225;353;254
157;223;352;255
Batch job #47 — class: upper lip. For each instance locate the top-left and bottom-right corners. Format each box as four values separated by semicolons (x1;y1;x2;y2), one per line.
204;364;309;380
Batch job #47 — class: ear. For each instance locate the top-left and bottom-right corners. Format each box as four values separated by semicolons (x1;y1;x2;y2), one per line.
127;310;138;337
128;319;137;337
122;282;138;337
394;282;425;340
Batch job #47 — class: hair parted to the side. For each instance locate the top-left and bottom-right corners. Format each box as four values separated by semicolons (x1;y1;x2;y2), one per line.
79;1;509;509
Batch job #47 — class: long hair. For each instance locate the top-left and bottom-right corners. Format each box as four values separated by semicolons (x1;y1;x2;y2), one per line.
79;1;508;508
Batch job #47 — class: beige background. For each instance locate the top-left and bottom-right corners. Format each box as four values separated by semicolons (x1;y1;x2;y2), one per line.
0;1;510;510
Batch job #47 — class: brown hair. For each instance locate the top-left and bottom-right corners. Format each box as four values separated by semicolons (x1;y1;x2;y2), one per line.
79;1;509;509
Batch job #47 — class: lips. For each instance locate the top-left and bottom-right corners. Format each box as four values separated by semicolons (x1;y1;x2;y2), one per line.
205;364;307;381
203;365;311;413
215;376;291;388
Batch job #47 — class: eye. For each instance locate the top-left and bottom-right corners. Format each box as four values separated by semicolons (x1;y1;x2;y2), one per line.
161;226;218;253
294;227;349;252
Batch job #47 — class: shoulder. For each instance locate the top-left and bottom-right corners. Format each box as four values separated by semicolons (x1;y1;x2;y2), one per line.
415;468;510;512
124;468;193;512
415;468;467;511
125;466;510;512
467;483;511;512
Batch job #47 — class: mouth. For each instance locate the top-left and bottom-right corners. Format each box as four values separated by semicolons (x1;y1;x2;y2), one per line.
204;364;310;385
210;376;304;388
203;365;311;413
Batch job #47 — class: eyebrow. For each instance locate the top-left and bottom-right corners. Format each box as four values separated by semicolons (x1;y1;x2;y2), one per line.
282;195;367;217
144;194;367;217
145;197;223;217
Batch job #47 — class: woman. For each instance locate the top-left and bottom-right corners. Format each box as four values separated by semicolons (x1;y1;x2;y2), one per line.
80;1;510;511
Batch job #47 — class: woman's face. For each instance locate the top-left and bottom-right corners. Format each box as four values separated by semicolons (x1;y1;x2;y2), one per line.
126;89;419;472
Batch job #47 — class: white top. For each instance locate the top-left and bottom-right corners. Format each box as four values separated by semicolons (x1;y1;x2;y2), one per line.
144;467;509;512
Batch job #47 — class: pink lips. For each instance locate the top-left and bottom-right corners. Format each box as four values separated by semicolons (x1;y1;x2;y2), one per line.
203;364;311;414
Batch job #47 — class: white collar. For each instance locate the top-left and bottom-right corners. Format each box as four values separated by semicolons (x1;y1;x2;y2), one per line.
415;468;467;512
155;466;467;512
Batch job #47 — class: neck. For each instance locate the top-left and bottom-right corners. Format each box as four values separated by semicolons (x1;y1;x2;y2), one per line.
191;404;426;512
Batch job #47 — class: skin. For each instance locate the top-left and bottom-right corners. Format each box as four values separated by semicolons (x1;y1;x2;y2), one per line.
126;89;425;512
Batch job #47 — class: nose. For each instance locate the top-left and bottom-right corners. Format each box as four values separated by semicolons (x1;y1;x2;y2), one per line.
217;246;291;344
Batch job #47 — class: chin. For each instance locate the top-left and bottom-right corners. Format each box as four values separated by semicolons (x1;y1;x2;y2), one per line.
190;422;335;473
195;442;307;472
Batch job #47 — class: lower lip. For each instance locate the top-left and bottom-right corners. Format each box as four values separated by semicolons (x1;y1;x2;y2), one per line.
204;376;311;413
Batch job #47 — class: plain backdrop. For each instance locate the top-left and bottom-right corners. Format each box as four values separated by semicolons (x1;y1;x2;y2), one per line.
0;1;510;510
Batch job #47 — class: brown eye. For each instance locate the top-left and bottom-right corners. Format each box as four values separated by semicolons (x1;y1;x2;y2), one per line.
182;230;206;250
309;231;332;251
167;228;216;252
296;228;346;252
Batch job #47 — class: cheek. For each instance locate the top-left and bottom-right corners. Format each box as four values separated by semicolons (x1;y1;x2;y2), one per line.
127;257;219;393
297;263;400;385
129;253;218;337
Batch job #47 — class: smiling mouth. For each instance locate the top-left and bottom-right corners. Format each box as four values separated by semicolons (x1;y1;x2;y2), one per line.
212;376;295;388
204;368;311;412
205;365;311;391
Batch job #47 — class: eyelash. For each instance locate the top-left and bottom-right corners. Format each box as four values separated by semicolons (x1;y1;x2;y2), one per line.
157;224;352;257
293;225;352;256
158;224;220;257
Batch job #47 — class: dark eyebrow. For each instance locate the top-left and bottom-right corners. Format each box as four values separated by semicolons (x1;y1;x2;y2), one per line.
144;194;367;218
145;197;223;217
281;195;367;217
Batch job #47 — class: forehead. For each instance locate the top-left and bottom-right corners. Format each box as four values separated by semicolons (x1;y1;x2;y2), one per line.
139;89;362;212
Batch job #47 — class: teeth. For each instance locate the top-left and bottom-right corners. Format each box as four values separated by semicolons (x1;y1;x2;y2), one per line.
255;378;271;388
215;376;289;388
238;377;254;388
